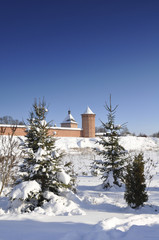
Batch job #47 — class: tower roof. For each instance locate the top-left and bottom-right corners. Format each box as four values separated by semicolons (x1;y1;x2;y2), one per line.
62;110;77;124
83;106;95;114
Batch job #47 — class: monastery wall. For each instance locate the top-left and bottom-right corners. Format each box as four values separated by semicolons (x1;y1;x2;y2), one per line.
0;107;96;138
48;127;82;137
0;125;27;136
0;125;83;138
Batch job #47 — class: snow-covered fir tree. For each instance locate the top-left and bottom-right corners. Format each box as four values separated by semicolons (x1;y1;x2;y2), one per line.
10;99;75;212
124;153;148;208
93;95;128;189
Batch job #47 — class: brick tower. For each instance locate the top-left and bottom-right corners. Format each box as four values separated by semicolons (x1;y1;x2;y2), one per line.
81;107;96;138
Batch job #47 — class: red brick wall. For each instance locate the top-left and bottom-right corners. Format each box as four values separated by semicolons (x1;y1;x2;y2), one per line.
48;128;82;137
0;125;26;136
0;125;82;138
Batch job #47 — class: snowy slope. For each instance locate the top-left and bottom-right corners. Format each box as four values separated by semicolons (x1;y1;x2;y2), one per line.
0;136;159;240
55;136;159;152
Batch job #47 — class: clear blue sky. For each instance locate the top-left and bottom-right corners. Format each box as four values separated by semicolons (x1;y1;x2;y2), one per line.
0;0;159;135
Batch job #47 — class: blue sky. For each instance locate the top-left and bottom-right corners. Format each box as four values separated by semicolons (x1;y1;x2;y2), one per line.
0;0;159;135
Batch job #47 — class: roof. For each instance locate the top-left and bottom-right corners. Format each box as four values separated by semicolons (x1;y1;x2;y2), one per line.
83;106;95;114
62;110;77;124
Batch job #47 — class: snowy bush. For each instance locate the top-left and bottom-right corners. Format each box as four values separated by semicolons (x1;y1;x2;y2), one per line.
124;153;148;208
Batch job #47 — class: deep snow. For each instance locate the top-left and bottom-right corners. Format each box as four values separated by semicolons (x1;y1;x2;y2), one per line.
0;136;159;240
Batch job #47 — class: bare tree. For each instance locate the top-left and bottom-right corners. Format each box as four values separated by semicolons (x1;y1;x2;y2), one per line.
0;115;24;125
0;127;22;196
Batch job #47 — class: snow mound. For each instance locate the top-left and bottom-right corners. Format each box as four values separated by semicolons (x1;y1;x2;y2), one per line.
92;215;159;239
10;181;41;200
83;215;159;240
8;180;85;216
35;191;85;216
97;215;159;232
6;188;85;216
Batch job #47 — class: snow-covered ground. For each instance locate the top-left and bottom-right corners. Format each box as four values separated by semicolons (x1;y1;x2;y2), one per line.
0;136;159;240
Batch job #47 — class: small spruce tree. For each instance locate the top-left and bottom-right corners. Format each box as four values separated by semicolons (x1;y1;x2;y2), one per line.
124;153;148;208
93;95;128;189
12;98;75;212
